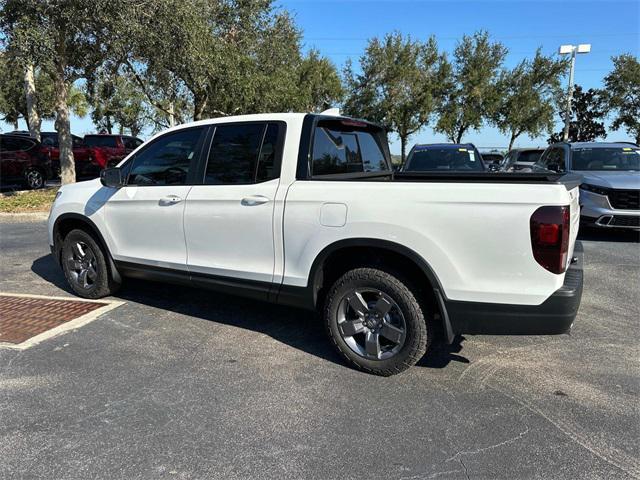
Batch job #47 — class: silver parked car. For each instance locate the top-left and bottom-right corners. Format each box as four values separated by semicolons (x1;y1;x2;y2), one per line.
536;142;640;229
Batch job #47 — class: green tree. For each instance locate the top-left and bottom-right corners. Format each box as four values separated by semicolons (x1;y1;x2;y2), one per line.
435;31;507;143
0;50;87;132
549;85;606;143
494;49;567;149
1;0;118;184
297;49;343;112
87;64;149;136
343;32;448;161
603;54;640;144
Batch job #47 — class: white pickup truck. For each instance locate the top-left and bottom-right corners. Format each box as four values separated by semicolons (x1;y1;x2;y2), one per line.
48;112;583;375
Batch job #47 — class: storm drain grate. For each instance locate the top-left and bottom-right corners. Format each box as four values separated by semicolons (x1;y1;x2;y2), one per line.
0;294;117;346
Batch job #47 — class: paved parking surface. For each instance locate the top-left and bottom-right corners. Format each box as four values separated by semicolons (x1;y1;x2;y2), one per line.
0;219;638;480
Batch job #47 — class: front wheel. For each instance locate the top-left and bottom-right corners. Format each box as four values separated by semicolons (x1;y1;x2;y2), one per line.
61;229;120;299
324;267;430;376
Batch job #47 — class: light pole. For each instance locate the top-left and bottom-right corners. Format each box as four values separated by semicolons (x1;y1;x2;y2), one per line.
559;44;591;141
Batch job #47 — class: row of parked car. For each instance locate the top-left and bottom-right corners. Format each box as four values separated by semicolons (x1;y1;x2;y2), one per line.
0;131;143;189
400;141;640;229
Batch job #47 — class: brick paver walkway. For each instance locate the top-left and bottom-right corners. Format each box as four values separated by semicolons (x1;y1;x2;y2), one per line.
0;295;107;344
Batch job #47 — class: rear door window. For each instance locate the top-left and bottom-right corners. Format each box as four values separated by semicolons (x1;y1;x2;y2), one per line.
311;120;389;176
204;122;284;185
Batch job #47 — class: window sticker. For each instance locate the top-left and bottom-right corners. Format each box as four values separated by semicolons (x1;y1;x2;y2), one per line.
468;151;476;162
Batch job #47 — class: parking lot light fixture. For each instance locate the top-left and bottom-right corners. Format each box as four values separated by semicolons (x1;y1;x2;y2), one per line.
559;44;592;141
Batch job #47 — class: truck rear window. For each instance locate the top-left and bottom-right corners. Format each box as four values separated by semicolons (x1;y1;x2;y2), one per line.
311;120;389;176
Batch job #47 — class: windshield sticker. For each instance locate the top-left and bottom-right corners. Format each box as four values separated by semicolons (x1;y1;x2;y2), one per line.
468;151;476;162
458;148;467;152
623;147;632;151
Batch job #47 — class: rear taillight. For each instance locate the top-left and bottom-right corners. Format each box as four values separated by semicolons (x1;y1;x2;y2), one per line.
530;205;570;274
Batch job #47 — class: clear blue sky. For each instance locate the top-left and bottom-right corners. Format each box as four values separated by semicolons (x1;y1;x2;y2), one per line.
3;0;639;153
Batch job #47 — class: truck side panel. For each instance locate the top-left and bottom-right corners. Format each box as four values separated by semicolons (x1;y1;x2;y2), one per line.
282;180;577;306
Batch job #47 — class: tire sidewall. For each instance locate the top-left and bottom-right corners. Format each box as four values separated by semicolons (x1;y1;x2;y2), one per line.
325;268;428;375
61;229;111;299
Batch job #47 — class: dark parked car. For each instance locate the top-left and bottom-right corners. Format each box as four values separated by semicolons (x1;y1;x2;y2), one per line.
401;143;485;172
83;134;143;168
0;134;53;189
501;148;545;171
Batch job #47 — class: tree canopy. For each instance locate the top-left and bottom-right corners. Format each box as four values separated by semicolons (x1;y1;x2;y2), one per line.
343;32;448;161
494;50;567;149
435;31;507;143
603;54;640;145
549;85;607;143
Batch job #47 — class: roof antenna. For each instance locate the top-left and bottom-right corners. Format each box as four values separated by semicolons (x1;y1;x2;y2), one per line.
320;107;340;116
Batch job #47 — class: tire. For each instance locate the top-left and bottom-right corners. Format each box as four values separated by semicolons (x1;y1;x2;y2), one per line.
324;267;430;376
61;229;120;299
24;168;45;190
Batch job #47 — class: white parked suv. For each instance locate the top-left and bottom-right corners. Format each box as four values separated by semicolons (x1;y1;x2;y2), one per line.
48;112;584;375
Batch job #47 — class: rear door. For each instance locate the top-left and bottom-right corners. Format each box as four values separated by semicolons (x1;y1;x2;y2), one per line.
183;122;285;289
104;126;207;269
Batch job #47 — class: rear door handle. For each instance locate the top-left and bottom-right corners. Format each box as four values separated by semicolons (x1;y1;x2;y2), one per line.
159;195;183;206
241;195;270;206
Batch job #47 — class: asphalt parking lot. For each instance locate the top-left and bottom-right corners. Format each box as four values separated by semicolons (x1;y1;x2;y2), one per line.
1;218;639;480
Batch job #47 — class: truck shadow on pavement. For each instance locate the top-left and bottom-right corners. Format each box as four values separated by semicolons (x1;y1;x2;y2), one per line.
31;253;466;371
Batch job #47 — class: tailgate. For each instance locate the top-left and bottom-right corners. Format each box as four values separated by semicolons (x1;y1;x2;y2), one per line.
568;185;580;261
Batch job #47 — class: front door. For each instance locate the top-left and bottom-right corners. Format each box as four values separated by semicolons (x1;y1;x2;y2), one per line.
184;122;285;286
105;126;207;270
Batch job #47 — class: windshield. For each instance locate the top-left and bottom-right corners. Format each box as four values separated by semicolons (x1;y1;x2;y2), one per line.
572;147;640;171
404;147;484;172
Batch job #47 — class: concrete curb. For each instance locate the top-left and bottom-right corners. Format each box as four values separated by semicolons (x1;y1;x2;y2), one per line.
0;212;49;222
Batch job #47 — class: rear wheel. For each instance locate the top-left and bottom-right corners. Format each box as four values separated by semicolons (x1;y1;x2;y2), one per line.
61;229;120;299
24;168;44;189
324;267;430;376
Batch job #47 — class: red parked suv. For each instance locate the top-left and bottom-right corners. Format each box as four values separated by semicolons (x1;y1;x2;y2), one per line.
0;134;53;189
83;134;143;168
40;132;104;180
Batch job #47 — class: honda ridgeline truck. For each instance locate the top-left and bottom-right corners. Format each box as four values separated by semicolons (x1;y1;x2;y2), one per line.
48;112;583;375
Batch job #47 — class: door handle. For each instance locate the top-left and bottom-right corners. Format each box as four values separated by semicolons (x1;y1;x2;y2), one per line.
159;195;183;206
241;195;270;206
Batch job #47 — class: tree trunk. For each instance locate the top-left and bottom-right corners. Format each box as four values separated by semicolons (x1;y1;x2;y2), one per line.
455;124;466;144
400;135;407;164
636;131;640;146
13;118;19;130
508;131;518;150
193;92;208;121
24;64;41;141
168;101;175;127
54;75;75;185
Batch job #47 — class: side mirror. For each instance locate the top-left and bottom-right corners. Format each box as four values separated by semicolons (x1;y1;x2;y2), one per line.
100;167;123;188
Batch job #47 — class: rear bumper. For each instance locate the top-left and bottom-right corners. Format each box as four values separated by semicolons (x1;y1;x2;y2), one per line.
445;250;583;335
